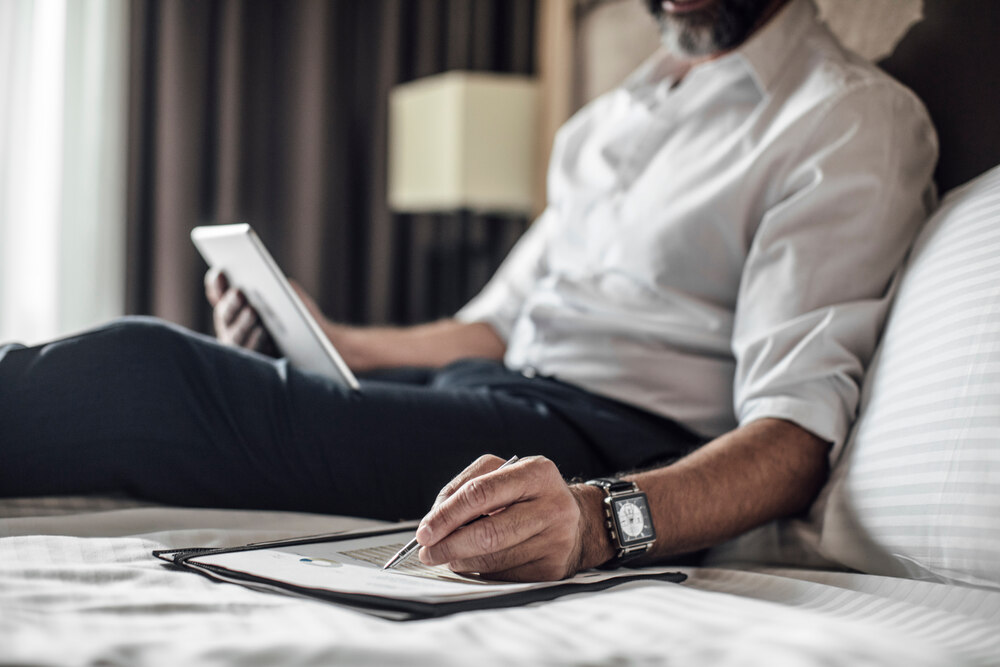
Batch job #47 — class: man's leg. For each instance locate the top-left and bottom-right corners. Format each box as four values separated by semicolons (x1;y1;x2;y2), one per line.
0;318;698;519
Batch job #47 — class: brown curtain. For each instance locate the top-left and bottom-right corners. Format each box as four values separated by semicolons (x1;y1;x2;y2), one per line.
126;0;536;333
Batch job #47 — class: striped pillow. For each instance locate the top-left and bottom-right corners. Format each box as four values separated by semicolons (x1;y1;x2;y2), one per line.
816;164;1000;588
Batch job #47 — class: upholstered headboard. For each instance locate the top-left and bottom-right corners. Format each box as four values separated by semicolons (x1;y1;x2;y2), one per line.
571;0;1000;193
879;1;1000;192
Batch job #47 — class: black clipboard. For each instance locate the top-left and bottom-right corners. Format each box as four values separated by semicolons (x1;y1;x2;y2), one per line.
154;524;686;621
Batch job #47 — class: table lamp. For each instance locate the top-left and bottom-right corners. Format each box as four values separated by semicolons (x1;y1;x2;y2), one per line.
388;71;539;215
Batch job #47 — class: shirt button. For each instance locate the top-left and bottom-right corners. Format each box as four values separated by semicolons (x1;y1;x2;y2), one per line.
520;366;538;379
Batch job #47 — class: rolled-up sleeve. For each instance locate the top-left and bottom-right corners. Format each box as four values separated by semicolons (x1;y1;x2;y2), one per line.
732;82;937;459
454;208;556;341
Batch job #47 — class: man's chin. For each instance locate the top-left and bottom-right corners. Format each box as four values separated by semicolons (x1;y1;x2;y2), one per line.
658;17;720;60
649;0;781;60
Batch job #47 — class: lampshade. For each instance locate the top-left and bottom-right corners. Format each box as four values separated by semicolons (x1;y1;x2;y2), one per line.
388;71;539;215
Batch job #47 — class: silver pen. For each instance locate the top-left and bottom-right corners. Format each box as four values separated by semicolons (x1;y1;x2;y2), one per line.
382;455;520;570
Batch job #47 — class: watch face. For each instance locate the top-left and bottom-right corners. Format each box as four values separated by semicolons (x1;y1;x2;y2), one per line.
611;493;655;546
617;501;645;537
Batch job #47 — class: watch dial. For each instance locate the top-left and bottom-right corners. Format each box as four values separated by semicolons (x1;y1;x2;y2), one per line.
612;494;655;545
617;501;645;538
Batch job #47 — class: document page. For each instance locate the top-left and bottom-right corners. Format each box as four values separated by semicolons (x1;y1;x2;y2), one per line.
189;529;680;603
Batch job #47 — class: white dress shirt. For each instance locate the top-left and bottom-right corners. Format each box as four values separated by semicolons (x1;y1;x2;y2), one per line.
457;0;937;454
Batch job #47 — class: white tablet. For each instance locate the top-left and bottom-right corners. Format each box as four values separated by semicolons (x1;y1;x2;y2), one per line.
191;223;360;390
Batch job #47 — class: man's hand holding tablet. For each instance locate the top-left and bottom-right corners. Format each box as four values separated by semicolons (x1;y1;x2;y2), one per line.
192;224;360;390
205;267;277;355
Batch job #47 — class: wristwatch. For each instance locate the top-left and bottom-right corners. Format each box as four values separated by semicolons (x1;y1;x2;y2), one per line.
586;478;656;565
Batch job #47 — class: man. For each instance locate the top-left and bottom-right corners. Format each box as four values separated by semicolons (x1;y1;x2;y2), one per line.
0;0;935;582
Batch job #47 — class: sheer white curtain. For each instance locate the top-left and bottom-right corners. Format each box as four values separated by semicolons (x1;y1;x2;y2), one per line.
0;0;128;345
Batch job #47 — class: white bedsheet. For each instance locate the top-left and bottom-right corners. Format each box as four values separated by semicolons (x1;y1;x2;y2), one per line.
2;498;998;667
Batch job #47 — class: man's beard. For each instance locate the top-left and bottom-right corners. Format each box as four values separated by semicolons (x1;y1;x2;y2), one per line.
645;0;775;59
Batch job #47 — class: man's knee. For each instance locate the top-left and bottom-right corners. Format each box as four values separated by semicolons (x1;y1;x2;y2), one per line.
102;315;180;346
92;316;209;370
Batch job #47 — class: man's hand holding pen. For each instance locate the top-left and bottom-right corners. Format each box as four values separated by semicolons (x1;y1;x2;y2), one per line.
413;455;614;582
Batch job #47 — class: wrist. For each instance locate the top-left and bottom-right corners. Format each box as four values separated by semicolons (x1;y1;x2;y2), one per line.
324;322;367;370
570;483;616;570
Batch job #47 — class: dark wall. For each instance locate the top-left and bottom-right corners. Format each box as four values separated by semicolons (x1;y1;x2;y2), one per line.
879;0;1000;193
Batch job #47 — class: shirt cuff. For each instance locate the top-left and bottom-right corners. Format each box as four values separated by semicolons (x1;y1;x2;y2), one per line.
738;395;849;464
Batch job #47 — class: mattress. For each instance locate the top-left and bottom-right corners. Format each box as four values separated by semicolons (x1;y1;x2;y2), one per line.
2;497;997;667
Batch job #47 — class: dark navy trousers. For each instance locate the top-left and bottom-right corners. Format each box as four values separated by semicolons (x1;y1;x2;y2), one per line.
0;317;701;520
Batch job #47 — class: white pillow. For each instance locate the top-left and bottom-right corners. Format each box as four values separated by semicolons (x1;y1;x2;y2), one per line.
815;164;1000;588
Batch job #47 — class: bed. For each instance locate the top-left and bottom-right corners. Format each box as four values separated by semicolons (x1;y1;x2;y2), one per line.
2;497;997;666
4;2;1000;665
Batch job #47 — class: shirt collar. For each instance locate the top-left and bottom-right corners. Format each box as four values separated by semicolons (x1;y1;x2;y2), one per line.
624;0;819;97
737;0;818;92
621;48;687;98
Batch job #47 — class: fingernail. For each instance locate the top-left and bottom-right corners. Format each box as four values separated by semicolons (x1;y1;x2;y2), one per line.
416;523;432;544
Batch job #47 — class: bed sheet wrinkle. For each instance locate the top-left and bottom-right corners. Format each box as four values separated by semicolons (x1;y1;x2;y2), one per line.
1;501;998;667
681;567;1000;665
